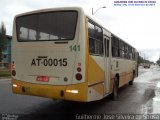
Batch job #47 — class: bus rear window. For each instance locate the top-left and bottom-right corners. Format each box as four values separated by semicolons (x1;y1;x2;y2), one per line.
16;11;78;41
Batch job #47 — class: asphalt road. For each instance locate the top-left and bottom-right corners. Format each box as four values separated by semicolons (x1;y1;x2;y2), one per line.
0;66;160;120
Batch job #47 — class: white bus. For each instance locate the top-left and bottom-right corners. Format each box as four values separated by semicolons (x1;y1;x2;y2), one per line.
12;7;139;102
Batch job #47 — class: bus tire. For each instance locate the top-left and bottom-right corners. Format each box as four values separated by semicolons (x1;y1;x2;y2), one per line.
52;99;58;101
129;80;133;85
111;77;118;100
129;71;135;85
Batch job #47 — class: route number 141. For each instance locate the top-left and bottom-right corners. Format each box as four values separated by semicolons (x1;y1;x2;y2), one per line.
69;45;80;52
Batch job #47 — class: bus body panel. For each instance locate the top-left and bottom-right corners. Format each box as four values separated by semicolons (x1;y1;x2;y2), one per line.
13;46;76;85
12;7;138;102
111;58;137;88
12;7;88;102
12;8;86;86
87;55;105;101
12;79;88;102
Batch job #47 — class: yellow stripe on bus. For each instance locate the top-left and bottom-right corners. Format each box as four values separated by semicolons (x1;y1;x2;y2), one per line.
12;79;88;102
88;56;105;85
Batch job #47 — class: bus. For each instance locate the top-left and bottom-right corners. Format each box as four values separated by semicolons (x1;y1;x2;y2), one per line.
11;7;139;102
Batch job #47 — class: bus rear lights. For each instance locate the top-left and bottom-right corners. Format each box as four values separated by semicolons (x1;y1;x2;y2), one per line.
12;70;16;76
36;76;49;82
77;67;81;72
12;61;16;69
66;90;79;94
75;73;82;80
78;62;81;67
13;84;20;88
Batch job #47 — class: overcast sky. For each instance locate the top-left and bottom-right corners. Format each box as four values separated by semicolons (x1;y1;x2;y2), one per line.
0;0;159;62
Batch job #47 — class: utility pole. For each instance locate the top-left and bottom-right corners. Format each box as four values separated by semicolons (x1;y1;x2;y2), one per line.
92;6;106;15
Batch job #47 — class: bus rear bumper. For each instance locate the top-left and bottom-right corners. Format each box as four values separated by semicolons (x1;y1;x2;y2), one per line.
12;78;87;102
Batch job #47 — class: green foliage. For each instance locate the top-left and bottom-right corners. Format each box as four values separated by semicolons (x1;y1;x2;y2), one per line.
0;70;11;77
156;57;160;66
138;55;153;65
138;55;144;64
0;22;7;62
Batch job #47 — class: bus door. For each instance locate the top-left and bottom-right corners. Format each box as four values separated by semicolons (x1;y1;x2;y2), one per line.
104;36;111;94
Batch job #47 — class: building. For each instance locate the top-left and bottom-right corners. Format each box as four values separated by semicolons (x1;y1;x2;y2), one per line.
0;35;12;69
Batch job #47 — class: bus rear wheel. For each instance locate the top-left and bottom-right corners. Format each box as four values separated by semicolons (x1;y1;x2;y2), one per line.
111;77;118;100
129;71;135;85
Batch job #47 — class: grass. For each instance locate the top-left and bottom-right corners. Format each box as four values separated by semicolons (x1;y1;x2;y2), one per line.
0;70;11;77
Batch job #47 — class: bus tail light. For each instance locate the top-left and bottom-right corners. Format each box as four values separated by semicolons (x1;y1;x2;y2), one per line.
11;61;16;76
75;73;82;80
13;84;20;88
36;76;49;82
76;62;82;80
12;70;16;76
77;67;81;72
66;90;78;94
78;62;81;67
12;61;16;69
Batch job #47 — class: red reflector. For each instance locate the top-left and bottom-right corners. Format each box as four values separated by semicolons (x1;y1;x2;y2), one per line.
37;76;49;82
76;73;82;81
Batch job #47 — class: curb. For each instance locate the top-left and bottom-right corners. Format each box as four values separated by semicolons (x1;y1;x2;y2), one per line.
0;77;11;80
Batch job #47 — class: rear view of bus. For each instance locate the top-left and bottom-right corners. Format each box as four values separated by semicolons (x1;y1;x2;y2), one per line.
12;7;88;102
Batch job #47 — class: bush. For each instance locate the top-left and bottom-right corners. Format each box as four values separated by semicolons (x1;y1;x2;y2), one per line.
0;70;11;77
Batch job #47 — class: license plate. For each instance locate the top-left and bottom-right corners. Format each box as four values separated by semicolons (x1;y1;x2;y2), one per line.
36;76;49;82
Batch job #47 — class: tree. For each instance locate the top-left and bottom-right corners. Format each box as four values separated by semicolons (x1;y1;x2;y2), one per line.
0;22;6;62
156;57;160;66
138;55;145;64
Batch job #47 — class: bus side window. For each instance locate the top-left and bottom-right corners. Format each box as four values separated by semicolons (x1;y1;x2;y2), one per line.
104;37;109;57
112;35;119;57
104;38;107;56
89;38;95;54
107;39;109;57
88;19;103;56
